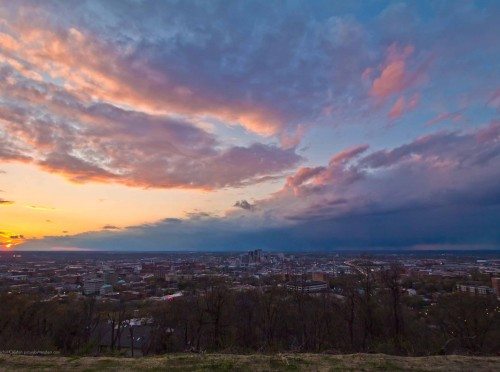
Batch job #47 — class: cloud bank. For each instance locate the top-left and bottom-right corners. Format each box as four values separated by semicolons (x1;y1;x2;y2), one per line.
22;121;500;251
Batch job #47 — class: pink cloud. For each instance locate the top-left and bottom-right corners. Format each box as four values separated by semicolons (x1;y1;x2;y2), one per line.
388;93;420;119
361;67;374;81
369;44;420;99
280;124;308;150
476;119;500;143
371;60;406;98
329;144;370;165
486;89;500;110
407;93;420;110
425;111;463;126
389;97;405;119
281;144;369;196
285;166;325;193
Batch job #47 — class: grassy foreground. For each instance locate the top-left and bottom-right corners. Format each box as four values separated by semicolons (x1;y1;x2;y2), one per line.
0;353;499;371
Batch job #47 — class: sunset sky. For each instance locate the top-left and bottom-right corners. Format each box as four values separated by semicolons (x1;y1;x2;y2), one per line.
1;0;499;251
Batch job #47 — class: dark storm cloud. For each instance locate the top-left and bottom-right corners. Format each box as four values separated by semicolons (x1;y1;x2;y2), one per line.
233;200;255;211
102;225;120;230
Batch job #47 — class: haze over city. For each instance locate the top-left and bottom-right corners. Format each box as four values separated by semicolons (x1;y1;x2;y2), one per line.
1;0;499;251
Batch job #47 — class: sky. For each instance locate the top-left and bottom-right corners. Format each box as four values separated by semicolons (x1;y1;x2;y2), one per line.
0;0;499;251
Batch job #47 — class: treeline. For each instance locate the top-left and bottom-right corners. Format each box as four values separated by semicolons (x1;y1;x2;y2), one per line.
0;266;499;356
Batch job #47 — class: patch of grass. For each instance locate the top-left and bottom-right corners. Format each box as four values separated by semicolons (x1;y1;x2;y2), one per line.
95;358;116;365
268;356;300;370
9;361;57;369
0;353;499;371
289;356;308;364
68;355;82;362
201;359;235;371
79;358;121;371
368;359;405;371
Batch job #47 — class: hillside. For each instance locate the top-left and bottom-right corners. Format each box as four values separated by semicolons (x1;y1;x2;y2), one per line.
0;353;499;371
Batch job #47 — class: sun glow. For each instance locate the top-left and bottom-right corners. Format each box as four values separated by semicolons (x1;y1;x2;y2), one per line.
0;230;25;250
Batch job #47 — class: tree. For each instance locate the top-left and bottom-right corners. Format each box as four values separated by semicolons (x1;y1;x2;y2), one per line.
381;263;404;351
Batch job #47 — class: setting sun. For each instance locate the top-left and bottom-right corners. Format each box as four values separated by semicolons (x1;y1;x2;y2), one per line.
0;230;25;250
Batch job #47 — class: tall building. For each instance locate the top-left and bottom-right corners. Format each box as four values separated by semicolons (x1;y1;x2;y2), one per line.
248;249;263;263
153;266;170;279
83;278;104;295
103;270;118;285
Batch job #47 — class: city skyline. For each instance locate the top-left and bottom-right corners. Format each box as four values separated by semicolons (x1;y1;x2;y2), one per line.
1;0;499;251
